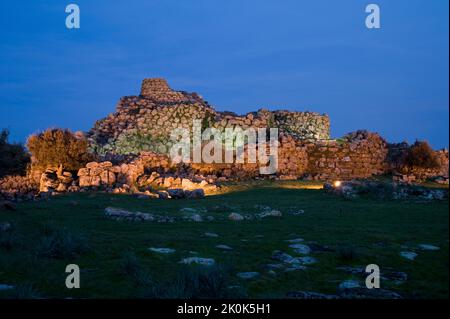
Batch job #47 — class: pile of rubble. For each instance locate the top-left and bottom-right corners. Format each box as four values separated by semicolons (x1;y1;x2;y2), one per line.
0;175;38;201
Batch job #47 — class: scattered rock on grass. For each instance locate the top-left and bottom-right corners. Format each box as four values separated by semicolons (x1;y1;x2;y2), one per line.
179;257;215;266
237;272;260;280
216;244;233;251
0;284;15;290
104;207;154;221
228;213;244;221
204;232;219;238
258;210;282;218
186;214;203;222
271;250;296;263
179;207;198;214
338;280;361;290
400;251;417;260
149;247;176;254
296;256;317;265
418;244;440;251
285;238;304;243
289;244;311;255
339;288;402;299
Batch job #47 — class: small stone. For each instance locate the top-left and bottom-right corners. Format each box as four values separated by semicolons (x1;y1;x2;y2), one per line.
296;256;317;265
167;188;185;199
289;244;311;255
418;244;440;251
149;247;175;254
228;212;244;221
271;250;296;263
237;272;259;279
285;265;307;271
338;280;361;290
285;238;304;243
204;232;219;237
0;284;15;290
179;257;215;266
258;210;282;218
180;207;198;213
0;222;11;232
266;263;284;269
400;251;417;260
188;214;203;222
216;244;233;251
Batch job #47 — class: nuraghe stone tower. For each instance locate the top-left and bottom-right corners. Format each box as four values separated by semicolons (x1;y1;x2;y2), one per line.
88;78;331;156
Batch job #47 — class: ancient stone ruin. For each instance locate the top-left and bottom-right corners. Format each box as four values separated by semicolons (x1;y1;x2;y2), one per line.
0;78;448;200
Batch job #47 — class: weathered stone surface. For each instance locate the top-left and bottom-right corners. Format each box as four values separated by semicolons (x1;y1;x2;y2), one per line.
179;257;215;266
288;244;311;255
228;212;244;221
148;247;175;254
400;251;417;260
418;244;440;251
236;272;259;279
104;207;154;221
216;244;233;251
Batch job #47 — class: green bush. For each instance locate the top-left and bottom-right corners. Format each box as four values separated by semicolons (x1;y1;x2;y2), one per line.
0;129;30;177
26;128;92;171
403;140;440;170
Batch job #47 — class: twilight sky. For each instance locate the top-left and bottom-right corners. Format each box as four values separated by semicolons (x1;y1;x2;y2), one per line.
0;0;448;148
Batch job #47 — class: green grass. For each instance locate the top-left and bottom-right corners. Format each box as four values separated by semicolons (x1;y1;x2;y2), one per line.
0;181;448;299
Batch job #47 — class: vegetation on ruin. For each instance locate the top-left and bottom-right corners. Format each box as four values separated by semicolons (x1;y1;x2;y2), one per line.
0;180;448;299
404;140;440;170
26;128;93;172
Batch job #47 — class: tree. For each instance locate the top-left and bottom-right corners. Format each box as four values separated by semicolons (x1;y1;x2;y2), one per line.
403;140;440;170
26;128;92;172
0;129;30;178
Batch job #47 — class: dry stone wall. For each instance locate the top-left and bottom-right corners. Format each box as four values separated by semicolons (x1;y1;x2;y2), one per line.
305;130;389;180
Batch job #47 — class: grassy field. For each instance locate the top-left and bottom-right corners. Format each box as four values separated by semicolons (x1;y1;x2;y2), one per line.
0;181;448;299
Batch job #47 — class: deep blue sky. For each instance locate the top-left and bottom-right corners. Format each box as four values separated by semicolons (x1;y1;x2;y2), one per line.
1;0;448;148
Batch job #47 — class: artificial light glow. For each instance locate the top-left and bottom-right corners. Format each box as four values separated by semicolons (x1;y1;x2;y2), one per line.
334;181;342;188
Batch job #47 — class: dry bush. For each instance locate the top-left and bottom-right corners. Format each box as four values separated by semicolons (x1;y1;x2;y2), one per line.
0;129;30;178
403;140;440;169
26;128;92;171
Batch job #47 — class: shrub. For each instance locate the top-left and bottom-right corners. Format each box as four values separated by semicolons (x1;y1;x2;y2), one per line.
36;228;88;259
336;245;358;261
142;265;247;299
0;231;21;251
118;251;152;287
11;284;42;299
403;140;440;170
0;129;30;177
26;128;92;171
